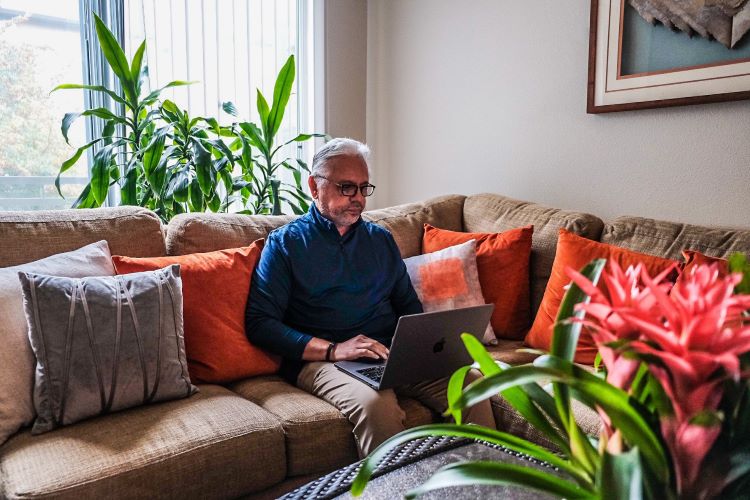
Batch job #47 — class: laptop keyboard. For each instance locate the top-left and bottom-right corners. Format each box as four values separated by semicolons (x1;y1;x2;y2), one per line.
357;365;385;383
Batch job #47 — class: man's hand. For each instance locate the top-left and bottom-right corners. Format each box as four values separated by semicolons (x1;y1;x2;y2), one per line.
333;334;389;362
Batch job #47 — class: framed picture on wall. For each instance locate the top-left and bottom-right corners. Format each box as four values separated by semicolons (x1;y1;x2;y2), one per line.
587;0;750;113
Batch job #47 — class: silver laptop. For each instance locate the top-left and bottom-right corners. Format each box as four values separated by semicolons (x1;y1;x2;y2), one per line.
334;304;494;390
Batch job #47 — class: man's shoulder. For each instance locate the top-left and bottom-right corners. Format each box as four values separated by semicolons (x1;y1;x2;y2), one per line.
361;219;393;238
269;213;312;239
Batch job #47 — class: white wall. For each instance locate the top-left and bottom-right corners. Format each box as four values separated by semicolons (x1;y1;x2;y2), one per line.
365;0;750;228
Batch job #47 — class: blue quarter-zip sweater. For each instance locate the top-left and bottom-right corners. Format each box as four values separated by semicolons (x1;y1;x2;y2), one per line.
245;203;423;382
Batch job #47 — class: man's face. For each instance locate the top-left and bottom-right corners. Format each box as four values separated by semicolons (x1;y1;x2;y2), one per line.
309;155;369;233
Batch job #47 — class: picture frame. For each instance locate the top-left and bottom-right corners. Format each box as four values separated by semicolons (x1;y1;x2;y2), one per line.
587;0;750;113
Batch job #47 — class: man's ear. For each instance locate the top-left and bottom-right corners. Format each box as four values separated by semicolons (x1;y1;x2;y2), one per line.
307;175;318;199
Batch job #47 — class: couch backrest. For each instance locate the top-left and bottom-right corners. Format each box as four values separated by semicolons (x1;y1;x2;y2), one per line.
165;195;466;258
602;216;750;260
363;195;466;258
165;213;296;255
462;194;604;315
0;207;165;267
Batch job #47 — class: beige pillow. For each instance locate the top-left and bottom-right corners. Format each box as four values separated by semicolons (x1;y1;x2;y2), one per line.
403;239;496;345
0;241;115;445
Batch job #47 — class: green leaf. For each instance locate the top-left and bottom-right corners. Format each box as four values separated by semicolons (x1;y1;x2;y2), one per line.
283;132;326;147
120;167;137;205
60;113;81;145
93;14;135;102
729;253;750;294
90;145;115;205
533;356;669;483
141;80;196;106
446;366;472;425
598;448;644;500
194;141;215;196
257;90;270;134
55;139;100;196
51;83;128;107
130;40;147;93
405;461;595;500
270;178;282;215
238;122;269;156
72;184;98;208
166;169;190;203
458;334;569;452
267;54;295;139
188;178;204;212
222;101;239;117
142;133;166;187
349;423;594;496
551;258;606;362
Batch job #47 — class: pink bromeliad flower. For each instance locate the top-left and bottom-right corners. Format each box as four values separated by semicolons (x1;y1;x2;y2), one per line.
565;261;675;392
568;261;750;496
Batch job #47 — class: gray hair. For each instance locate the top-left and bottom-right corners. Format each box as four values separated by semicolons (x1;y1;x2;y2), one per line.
311;138;371;177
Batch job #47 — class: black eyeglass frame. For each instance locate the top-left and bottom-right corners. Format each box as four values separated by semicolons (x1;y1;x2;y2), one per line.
313;175;376;197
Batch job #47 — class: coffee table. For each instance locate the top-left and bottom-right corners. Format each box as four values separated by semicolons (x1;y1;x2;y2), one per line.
279;436;561;499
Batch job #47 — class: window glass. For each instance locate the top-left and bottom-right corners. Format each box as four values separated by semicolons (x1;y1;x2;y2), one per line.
0;0;87;210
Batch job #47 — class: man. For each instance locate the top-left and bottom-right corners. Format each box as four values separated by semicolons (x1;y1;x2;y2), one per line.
246;138;495;457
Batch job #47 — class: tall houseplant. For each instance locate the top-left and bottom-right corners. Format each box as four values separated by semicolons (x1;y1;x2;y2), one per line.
352;259;750;499
221;54;325;215
55;14;322;220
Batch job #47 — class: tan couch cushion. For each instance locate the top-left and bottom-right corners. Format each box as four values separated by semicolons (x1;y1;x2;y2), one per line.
364;195;466;258
487;339;539;366
166;214;295;255
230;376;357;477
463;194;604;316
602;216;750;261
0;385;286;499
229;376;435;478
0;207;165;267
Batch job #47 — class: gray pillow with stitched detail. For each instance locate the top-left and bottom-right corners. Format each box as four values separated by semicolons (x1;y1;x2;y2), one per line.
18;264;197;434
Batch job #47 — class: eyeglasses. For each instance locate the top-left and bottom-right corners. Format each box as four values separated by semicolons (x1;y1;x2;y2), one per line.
314;175;376;197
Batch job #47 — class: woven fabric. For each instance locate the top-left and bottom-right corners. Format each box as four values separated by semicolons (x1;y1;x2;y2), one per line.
0;241;116;447
363;195;466;258
0;385;286;499
462;194;604;315
166;213;295;255
602;215;750;260
0;207;165;267
229;375;437;478
230;375;358;477
19;265;197;433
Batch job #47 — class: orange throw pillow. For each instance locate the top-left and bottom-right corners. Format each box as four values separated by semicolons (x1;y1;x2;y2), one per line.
526;229;678;364
112;241;279;383
422;224;533;340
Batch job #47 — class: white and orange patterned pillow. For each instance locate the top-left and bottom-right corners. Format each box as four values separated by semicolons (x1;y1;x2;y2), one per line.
404;239;496;345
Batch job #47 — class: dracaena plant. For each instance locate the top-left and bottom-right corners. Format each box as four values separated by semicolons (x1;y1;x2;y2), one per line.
53;13;200;217
352;258;750;500
220;54;325;215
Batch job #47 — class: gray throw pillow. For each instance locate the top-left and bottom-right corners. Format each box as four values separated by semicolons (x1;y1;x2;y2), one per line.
18;264;197;434
0;240;116;445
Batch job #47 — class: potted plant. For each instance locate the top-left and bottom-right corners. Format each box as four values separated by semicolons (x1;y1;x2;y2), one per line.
54;14;322;220
352;258;750;499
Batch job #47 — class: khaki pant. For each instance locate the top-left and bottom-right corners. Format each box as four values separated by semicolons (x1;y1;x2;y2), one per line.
297;362;496;458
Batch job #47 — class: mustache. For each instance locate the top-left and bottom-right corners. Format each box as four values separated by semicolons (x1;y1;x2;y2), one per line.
348;203;363;210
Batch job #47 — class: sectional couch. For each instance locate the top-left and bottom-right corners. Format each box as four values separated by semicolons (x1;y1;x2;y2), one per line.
1;193;749;499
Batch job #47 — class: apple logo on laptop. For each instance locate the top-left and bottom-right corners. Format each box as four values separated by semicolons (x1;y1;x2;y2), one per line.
432;338;446;354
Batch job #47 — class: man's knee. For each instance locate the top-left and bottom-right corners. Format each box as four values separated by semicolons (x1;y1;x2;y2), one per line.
351;389;404;424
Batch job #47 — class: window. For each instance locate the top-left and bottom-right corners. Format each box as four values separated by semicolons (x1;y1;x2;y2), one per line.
0;0;314;211
0;0;88;210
